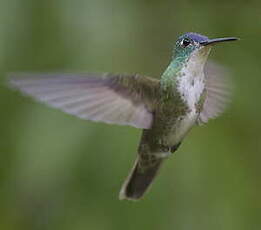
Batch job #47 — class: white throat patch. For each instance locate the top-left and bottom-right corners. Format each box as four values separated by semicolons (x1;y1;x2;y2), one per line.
176;47;210;112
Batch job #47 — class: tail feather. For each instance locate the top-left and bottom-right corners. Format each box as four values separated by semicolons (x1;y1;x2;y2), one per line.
119;156;163;200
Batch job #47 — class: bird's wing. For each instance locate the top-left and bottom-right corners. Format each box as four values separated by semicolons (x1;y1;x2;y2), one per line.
8;73;160;129
198;62;232;124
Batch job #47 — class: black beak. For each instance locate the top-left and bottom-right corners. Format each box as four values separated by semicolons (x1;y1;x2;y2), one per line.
200;37;239;46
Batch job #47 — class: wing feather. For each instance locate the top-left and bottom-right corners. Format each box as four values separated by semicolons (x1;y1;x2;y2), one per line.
199;62;232;124
9;73;159;129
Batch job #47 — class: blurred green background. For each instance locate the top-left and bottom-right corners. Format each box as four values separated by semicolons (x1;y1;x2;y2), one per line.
1;0;261;229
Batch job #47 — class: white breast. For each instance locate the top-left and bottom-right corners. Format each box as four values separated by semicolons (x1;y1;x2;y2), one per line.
177;69;204;112
177;51;206;114
167;50;207;145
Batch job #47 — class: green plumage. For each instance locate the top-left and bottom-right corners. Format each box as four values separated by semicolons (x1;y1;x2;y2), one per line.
8;32;238;201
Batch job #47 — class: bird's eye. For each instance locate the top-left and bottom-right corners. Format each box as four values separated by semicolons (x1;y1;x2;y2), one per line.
181;38;191;47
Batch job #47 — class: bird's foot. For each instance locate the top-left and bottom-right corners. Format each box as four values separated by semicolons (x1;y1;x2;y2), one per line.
170;142;181;153
159;142;181;156
154;151;172;159
149;142;182;159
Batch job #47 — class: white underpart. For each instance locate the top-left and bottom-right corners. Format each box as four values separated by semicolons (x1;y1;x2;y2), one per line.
168;47;211;145
177;49;208;113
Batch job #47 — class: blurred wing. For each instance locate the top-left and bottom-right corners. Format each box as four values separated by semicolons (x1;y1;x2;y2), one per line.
8;73;160;129
199;62;232;124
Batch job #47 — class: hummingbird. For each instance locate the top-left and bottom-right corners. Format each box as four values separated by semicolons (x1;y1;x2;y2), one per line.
8;32;238;200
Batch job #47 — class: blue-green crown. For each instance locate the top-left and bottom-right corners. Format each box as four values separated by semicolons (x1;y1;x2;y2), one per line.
178;32;209;43
173;32;209;59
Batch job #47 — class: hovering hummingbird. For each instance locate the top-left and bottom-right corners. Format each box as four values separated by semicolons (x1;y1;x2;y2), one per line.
8;32;238;200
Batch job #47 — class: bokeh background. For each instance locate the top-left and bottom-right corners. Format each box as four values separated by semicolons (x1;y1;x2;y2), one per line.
1;0;261;229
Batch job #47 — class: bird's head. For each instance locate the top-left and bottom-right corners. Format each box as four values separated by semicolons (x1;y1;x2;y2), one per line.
173;32;238;68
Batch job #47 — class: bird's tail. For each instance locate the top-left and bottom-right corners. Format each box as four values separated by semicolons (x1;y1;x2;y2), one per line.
119;155;163;200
